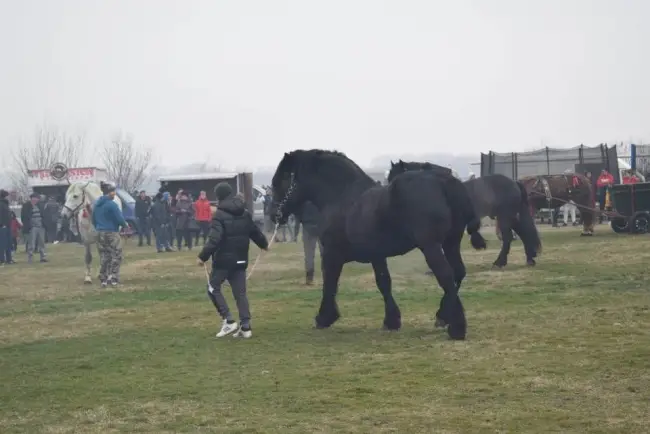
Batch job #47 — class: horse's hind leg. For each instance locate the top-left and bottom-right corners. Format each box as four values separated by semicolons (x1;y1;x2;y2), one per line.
372;258;401;330
581;205;595;236
84;243;92;284
493;217;514;269
421;243;466;340
314;256;343;329
436;234;466;328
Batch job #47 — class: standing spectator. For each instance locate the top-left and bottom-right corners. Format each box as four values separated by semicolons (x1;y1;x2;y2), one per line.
197;182;269;339
0;189;14;265
92;182;127;287
175;191;194;251
10;211;21;252
135;190;152;247
292;214;300;242
596;169;614;208
194;190;212;246
169;192;178;243
262;187;274;235
21;193;48;263
43;196;60;243
150;192;173;252
596;169;614;222
623;170;639;184
296;201;322;285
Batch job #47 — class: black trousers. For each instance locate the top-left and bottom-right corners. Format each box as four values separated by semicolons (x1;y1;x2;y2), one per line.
195;221;210;245
176;229;192;250
207;268;250;326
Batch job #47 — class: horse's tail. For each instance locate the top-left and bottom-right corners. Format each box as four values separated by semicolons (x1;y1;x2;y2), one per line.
516;181;542;255
453;181;486;250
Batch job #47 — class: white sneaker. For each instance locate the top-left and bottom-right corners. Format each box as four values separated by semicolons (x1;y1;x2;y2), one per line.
232;327;252;339
216;320;238;338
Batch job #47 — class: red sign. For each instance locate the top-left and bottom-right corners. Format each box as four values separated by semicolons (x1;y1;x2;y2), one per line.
31;167;96;180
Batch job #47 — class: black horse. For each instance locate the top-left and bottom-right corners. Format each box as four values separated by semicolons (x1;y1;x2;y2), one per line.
387;161;541;269
270;150;487;340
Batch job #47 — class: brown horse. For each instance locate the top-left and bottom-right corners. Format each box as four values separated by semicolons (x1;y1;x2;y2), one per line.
519;174;596;236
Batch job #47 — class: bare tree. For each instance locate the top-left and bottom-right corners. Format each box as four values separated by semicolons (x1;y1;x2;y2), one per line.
10;124;87;194
101;132;155;192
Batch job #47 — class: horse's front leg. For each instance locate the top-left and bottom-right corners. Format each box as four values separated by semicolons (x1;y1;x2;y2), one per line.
84;243;93;284
493;217;514;269
372;258;401;330
314;255;343;329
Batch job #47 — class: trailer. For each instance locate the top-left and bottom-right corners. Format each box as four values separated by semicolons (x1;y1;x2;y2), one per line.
608;183;650;234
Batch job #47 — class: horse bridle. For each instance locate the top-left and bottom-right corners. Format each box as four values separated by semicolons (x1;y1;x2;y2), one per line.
63;181;91;217
275;172;296;221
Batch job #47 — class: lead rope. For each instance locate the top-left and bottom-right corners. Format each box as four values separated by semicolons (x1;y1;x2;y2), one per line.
246;223;279;280
204;223;280;287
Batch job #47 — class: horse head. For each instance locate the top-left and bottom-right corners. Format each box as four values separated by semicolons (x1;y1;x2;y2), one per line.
270;149;369;223
61;182;104;219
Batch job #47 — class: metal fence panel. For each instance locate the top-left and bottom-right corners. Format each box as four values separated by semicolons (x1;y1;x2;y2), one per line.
481;144;618;180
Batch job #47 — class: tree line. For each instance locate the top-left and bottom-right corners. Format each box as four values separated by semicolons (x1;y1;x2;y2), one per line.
8;124;156;195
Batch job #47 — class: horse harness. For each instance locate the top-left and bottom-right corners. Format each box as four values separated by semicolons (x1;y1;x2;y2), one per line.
532;177;553;207
276;173;297;220
62;182;94;235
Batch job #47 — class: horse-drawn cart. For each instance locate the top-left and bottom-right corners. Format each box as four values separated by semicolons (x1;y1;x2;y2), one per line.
608;183;650;234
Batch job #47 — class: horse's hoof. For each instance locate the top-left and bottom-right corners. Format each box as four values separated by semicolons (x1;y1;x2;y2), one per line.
447;324;466;340
491;264;504;271
314;312;340;329
434;318;447;328
527;259;536;267
382;318;401;331
83;278;92;284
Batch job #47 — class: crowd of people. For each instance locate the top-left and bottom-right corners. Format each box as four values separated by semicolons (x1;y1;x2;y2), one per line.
0;190;75;265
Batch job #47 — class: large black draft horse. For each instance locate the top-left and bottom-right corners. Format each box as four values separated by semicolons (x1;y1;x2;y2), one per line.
270;150;487;340
387;161;542;269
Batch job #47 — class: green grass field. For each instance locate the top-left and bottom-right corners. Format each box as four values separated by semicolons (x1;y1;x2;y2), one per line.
1;226;649;433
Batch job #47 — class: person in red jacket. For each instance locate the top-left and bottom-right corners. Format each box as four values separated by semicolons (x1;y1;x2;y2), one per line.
9;211;21;253
194;190;212;246
596;169;614;211
622;170;639;184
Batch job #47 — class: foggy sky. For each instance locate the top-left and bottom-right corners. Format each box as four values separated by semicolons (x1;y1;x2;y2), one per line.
1;0;648;171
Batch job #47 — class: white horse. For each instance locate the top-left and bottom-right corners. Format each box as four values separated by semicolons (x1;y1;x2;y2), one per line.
61;181;123;284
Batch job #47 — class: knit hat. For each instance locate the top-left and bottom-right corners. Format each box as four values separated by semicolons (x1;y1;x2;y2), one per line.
0;189;8;199
214;182;233;201
30;192;40;199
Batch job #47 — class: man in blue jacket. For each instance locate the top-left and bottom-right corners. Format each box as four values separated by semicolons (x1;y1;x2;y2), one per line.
92;182;128;288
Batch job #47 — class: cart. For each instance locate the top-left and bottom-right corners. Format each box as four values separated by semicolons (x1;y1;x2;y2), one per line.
608;183;650;234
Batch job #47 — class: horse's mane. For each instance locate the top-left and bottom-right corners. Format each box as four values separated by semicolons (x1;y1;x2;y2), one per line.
280;149;373;182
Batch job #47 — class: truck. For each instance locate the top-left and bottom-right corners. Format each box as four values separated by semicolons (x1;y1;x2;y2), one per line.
26;166;139;232
157;172;265;225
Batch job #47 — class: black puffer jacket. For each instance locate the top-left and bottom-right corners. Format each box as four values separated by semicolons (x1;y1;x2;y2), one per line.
149;198;170;226
0;198;10;227
135;197;151;219
198;196;268;269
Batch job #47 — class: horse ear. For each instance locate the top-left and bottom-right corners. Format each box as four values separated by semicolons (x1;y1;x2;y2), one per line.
390;160;395;167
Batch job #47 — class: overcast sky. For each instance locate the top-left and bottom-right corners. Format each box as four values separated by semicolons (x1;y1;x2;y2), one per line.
1;0;648;170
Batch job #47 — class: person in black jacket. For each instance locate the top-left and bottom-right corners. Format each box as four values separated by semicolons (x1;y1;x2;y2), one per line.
135;191;152;247
197;182;269;339
150;193;173;252
0;189;14;265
